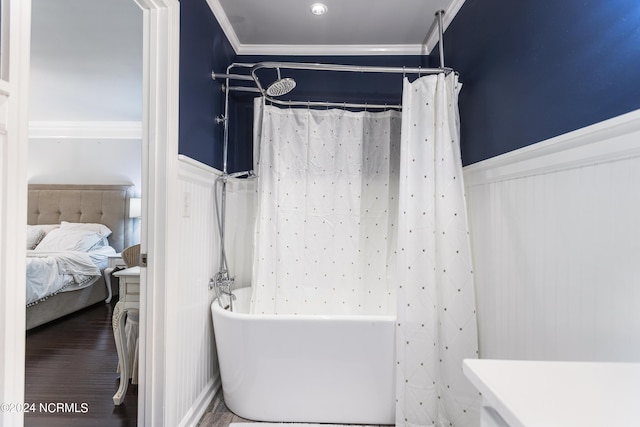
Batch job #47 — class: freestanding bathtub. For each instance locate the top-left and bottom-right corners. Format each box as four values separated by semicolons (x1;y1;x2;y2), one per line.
211;287;396;424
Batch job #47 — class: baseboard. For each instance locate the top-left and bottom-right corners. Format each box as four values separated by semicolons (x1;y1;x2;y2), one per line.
178;373;222;427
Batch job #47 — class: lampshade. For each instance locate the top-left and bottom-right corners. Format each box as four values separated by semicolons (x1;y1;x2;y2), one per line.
129;198;142;218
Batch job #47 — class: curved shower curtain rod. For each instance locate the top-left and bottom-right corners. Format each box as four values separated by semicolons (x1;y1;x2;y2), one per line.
211;10;455;111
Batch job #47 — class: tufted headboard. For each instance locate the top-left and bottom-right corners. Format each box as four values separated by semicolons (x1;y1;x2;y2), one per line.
27;184;134;252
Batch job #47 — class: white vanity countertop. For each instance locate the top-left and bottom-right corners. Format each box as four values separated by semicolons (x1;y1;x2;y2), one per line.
463;359;640;427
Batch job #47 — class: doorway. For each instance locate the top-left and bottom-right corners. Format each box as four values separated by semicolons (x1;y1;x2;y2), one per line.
0;0;178;425
25;0;143;424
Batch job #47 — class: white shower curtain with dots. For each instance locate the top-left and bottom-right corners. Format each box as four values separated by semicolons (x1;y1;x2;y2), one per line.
250;98;401;315
395;73;480;426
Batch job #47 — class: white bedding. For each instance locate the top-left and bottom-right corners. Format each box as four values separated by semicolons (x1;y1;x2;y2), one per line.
26;246;116;305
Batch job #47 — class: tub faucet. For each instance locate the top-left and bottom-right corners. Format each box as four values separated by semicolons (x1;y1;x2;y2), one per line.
213;271;236;311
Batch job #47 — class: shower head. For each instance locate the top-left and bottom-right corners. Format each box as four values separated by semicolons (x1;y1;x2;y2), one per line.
265;68;296;97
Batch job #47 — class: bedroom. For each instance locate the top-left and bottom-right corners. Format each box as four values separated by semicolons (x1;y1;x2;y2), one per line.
25;0;143;424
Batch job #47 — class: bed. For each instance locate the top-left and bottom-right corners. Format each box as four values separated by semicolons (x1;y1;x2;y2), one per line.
26;184;135;330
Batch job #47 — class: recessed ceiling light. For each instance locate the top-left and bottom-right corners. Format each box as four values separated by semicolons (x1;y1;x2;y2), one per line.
310;3;328;16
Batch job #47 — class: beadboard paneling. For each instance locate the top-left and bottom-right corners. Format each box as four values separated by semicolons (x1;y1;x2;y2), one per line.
165;157;221;426
165;157;257;426
464;110;640;362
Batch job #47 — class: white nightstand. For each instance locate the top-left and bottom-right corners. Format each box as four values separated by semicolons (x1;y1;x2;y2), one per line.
112;266;140;405
104;253;127;303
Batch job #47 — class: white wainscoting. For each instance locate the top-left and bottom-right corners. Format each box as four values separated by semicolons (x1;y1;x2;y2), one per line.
464;109;640;362
166;157;257;426
167;156;222;427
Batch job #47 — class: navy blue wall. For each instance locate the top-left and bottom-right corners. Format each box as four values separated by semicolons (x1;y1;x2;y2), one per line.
180;0;640;169
179;0;236;170
438;0;640;165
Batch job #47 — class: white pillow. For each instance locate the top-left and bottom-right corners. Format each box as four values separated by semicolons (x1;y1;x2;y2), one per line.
60;221;112;237
34;228;105;252
39;224;61;235
26;226;46;250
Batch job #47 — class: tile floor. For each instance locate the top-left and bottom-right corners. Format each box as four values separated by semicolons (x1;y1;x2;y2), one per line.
196;388;392;427
196;390;252;427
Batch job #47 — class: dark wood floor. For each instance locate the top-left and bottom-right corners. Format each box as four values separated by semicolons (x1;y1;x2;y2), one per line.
24;299;138;427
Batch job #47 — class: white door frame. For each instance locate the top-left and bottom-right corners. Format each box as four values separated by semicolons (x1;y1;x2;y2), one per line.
134;0;180;425
0;0;180;425
0;0;31;424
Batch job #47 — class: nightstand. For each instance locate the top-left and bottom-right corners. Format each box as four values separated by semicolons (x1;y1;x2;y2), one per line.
112;266;140;405
104;253;127;303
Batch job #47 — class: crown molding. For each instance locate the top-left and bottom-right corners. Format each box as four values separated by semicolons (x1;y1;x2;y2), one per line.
207;0;465;57
206;0;242;53
235;44;428;56
28;121;143;139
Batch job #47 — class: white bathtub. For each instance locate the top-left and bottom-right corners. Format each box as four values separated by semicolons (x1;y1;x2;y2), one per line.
211;287;396;424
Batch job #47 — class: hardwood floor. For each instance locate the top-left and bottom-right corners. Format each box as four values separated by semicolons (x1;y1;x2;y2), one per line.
24;300;138;427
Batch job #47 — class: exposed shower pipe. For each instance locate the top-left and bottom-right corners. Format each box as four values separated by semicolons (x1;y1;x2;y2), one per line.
247;61;453;110
221;85;261;94
212;61;453;111
218;63;231;292
211;61;454;108
436;10;445;69
213;63;451;84
210;62;256;87
212;60;261;309
211;71;254;81
212;62;248;309
212;63;453;107
221;63;234;175
250;62;451;76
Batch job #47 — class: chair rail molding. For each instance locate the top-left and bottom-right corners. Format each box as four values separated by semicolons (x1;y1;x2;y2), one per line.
464;108;640;186
28;121;143;139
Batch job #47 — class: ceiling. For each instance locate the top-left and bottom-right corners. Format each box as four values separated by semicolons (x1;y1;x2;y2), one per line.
206;0;465;56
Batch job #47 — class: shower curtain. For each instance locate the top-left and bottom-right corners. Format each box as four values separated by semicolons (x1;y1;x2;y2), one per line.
251;72;479;425
395;74;479;426
250;98;401;315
